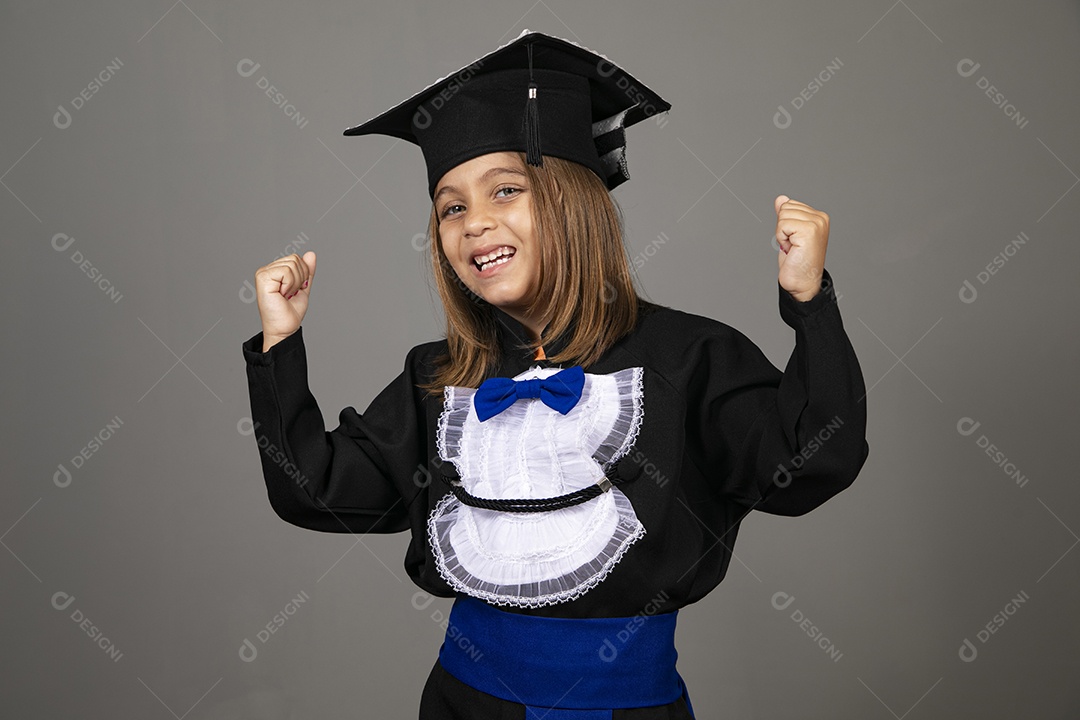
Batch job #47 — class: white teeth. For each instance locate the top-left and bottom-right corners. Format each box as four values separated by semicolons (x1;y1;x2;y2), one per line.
474;246;515;271
480;256;512;271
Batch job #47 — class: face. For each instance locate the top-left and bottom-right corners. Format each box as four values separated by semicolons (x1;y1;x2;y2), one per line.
433;151;542;329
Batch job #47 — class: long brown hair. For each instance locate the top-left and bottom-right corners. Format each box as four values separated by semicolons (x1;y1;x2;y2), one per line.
420;152;641;394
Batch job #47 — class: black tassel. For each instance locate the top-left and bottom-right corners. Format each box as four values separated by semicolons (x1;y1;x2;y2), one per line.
525;82;542;166
523;43;543;167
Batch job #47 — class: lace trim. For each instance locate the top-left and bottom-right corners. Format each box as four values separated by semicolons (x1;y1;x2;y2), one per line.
435;385;469;473
426;489;647;608
594;366;644;470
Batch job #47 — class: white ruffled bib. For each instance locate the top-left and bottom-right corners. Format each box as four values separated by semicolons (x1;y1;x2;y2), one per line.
427;365;646;608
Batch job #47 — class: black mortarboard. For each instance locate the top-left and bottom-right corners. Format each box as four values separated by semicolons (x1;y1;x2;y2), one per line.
342;29;672;199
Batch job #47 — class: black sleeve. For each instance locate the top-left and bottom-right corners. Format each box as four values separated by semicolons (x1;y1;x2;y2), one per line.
241;326;427;533
697;267;870;516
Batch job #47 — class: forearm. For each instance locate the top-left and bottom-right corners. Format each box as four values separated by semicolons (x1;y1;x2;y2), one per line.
761;267;870;513
242;327;411;533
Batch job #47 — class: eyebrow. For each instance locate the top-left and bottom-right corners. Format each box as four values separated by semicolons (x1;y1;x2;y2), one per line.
433;166;526;202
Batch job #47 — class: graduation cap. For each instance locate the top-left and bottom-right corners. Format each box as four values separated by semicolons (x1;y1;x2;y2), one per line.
342;29;672;199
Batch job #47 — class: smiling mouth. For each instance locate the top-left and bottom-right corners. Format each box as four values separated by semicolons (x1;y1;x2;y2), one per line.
473;246;516;273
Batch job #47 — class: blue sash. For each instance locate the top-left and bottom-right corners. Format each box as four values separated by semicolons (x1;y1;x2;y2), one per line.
438;594;695;719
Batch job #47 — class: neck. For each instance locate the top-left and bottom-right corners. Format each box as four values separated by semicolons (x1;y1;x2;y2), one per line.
497;306;548;344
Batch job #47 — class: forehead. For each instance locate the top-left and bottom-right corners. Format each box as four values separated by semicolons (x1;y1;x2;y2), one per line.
434;152;525;194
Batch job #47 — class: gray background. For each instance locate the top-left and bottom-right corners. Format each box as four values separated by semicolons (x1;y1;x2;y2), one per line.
3;0;1078;717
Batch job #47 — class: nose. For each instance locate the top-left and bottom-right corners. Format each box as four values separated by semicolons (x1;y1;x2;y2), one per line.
463;201;496;238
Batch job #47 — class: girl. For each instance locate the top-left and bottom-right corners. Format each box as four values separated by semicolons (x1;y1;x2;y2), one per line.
243;30;869;720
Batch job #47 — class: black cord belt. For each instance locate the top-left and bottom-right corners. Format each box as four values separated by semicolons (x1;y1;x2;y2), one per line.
438;470;623;513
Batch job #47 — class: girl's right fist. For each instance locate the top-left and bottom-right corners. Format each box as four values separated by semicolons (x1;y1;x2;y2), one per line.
254;251;316;350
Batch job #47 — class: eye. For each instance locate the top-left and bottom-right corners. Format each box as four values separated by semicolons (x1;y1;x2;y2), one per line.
440;203;464;219
495;186;522;199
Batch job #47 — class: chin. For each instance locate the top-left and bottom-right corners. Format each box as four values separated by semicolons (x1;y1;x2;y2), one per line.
480;292;528;309
475;284;532;309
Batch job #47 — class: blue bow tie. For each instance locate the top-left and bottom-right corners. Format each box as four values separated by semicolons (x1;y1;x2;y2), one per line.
473;366;586;422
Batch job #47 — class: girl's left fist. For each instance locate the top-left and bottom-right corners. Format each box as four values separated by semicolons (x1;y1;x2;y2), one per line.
774;194;829;302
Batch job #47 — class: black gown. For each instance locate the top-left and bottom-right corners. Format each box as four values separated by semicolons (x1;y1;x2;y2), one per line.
241;266;870;718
